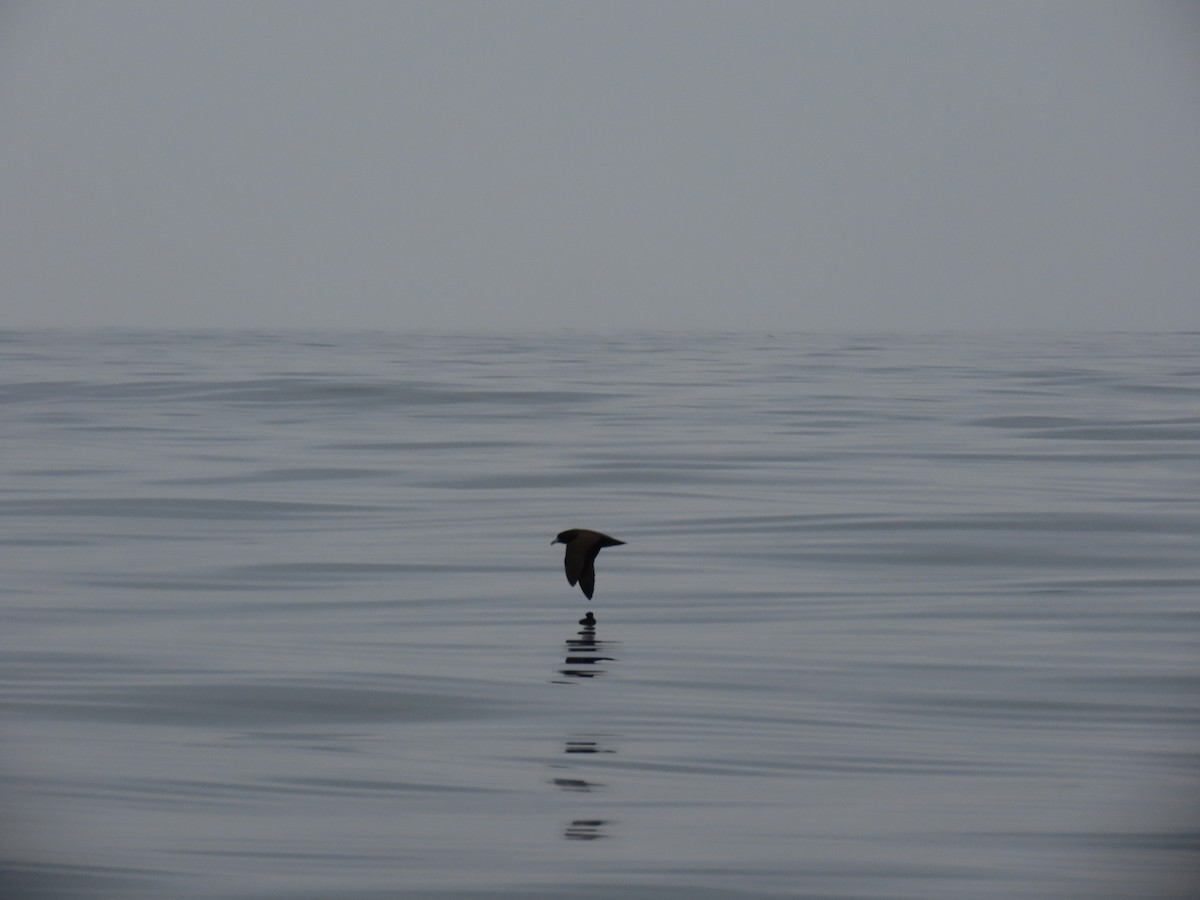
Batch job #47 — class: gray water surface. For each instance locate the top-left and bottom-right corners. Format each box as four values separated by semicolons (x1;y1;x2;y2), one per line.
1;331;1198;898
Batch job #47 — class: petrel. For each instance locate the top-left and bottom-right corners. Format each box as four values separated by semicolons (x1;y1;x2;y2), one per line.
552;529;625;600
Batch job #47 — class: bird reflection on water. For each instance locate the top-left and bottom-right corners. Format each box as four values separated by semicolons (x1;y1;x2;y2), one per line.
558;614;616;680
563;819;606;841
549;613;619;840
550;736;612;802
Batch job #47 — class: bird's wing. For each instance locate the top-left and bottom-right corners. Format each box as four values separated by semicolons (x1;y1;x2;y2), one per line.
563;540;587;587
578;561;595;600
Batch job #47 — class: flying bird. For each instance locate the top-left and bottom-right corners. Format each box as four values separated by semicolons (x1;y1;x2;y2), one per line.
552;529;625;600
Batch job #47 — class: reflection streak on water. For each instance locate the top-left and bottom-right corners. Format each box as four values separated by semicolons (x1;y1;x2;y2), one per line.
551;615;620;842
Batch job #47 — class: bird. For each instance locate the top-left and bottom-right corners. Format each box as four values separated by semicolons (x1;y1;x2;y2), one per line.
552;529;625;600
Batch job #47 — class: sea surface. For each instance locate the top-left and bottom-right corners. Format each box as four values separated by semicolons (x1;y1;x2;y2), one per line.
1;330;1197;899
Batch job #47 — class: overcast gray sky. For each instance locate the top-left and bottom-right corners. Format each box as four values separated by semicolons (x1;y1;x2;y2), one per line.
1;1;1197;331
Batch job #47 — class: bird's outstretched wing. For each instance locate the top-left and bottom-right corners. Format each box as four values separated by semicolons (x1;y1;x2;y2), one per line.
564;535;600;599
578;560;595;600
563;539;587;588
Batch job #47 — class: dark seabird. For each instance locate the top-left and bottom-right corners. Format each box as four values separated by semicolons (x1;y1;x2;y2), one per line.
552;529;625;600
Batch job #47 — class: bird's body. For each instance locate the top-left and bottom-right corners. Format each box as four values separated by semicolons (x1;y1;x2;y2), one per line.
552;529;625;600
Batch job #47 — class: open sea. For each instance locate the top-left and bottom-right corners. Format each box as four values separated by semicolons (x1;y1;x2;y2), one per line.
1;330;1197;899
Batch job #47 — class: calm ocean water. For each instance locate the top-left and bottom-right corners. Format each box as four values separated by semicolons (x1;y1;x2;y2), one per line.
1;330;1197;899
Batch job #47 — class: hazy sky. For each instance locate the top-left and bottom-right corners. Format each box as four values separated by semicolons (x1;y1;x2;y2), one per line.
2;1;1197;331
